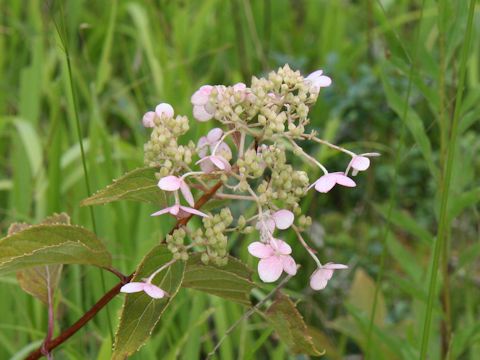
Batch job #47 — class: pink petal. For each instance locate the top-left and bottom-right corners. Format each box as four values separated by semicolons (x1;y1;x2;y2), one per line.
151;206;174;217
199;158;215;173
215;142;232;158
264;218;276;233
180;181;195;207
272;210;294;230
120;282;145;293
179;206;209;217
350;156;370;171
323;263;348;270
207;128;223;144
143;283;166;299
315;75;332;87
191;85;213;105
310;269;331;290
155;103;174;118
158;176;181;191
197;136;209;158
258;256;283;283
282;255;297;275
306;70;324;80
233;82;247;92
210;156;231;171
169;204;181;215
142;111;156;128
248;242;274;259
331;172;356;187
313;174;336;193
270;239;292;255
193;105;214;122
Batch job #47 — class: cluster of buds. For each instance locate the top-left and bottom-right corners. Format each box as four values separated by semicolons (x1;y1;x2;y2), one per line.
121;64;379;298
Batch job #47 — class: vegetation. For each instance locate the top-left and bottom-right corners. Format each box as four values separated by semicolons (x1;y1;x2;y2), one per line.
0;0;478;359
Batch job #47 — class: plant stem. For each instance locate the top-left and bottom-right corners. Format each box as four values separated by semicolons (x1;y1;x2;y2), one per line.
365;0;425;358
420;1;476;357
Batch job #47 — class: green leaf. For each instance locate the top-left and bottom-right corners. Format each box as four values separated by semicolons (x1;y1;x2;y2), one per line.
182;254;254;306
266;292;325;356
0;224;111;275
81;167;165;206
381;71;438;180
112;245;185;359
13;213;70;304
447;187;480;221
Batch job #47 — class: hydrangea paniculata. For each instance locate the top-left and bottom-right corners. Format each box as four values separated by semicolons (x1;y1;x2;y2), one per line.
127;64;378;299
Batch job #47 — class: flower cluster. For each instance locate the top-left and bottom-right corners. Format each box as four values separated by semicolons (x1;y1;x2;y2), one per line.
121;64;378;299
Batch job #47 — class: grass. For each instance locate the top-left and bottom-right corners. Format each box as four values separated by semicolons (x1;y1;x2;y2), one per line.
1;0;479;359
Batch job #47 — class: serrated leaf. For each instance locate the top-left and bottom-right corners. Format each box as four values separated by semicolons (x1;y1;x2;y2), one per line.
0;224;111;275
13;214;70;304
81;167;165;206
112;245;185;359
182;254;254;306
266;292;325;356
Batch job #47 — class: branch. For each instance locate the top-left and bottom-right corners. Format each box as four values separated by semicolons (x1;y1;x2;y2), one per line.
26;181;223;360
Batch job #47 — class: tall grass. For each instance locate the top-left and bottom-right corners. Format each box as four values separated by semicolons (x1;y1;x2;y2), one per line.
0;1;479;359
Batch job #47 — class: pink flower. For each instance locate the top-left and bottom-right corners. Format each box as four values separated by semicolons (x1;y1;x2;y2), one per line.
151;204;208;218
191;85;215;121
197;128;232;173
256;209;294;233
158;175;194;206
310;263;348;290
305;70;332;93
248;239;297;282
121;281;167;299
308;172;356;193
155;103;174;118
196;155;231;172
142;111;156;128
346;152;380;176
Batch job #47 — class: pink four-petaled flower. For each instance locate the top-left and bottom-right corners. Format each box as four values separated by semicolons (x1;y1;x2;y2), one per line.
248;239;297;282
197;128;232;173
120;281;167;299
305;70;332;93
310;263;348;290
309;172;356;193
142;103;175;128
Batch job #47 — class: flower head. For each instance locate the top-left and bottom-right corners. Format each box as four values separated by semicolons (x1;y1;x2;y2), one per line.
309;172;356;193
158;175;194;206
120;281;167;299
151;204;208;219
305;70;332;93
248;239;297;282
310;263;348;290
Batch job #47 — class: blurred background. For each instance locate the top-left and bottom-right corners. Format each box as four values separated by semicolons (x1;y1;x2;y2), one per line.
1;0;479;359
